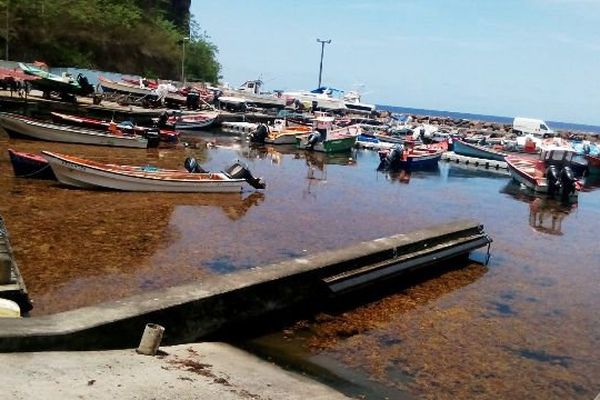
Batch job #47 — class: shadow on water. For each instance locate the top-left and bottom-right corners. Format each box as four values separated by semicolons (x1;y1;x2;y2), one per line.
219;257;488;400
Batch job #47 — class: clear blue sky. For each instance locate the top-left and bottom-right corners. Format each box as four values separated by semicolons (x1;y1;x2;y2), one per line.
192;0;600;125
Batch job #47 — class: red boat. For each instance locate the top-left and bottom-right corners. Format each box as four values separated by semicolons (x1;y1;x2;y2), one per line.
586;154;600;175
50;112;179;143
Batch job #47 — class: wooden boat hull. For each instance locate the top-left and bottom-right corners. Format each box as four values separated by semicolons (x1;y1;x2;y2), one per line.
98;76;155;97
42;151;246;192
0;114;148;148
169;112;219;131
8;149;55;180
51;112;179;143
99;77;186;104
453;140;507;162
264;130;309;145
505;156;547;193
399;151;443;170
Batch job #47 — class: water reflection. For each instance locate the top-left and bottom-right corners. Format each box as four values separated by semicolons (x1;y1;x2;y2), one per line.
501;181;577;236
379;168;442;184
527;198;575;236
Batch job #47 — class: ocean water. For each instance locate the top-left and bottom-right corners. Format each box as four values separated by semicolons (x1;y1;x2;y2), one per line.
379;104;600;135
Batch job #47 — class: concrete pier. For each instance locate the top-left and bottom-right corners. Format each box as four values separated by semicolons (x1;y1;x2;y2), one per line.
0;216;33;313
0;219;491;352
442;151;509;173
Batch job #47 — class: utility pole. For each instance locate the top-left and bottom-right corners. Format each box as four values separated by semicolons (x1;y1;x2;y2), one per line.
181;36;189;85
316;38;331;88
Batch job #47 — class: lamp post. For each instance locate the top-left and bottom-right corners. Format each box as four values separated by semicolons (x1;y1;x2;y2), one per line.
316;38;331;88
181;36;189;85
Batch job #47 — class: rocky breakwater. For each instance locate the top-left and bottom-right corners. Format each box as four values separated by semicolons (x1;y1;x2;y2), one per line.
407;114;600;143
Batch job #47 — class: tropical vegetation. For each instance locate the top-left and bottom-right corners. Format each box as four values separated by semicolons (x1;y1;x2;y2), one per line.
0;0;220;82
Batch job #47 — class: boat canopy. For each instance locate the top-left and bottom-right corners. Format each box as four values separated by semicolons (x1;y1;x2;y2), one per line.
310;86;343;95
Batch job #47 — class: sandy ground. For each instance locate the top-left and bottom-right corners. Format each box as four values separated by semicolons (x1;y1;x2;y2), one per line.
0;342;350;400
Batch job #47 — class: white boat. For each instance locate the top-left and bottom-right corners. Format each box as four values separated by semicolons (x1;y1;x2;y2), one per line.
0;113;148;148
283;87;348;111
221;80;286;108
342;90;376;114
42;151;266;192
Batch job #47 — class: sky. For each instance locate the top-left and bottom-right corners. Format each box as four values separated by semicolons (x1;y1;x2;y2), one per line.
192;0;600;125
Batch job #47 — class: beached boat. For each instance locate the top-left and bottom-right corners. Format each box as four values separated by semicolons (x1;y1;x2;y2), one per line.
283;87;348;111
505;150;583;198
453;139;507;161
0;113;149;148
19;63;94;97
98;76;187;104
42;151;266;192
378;144;443;170
221;80;286;108
50;112;179;143
8;149;55;180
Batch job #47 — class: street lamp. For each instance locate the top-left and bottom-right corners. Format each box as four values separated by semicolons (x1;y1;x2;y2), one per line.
181;36;189;85
316;38;331;88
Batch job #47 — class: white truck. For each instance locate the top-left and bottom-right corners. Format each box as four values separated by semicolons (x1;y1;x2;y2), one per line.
512;117;555;137
512;117;556;152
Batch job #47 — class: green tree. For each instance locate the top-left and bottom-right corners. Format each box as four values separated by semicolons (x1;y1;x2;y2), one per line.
0;0;220;81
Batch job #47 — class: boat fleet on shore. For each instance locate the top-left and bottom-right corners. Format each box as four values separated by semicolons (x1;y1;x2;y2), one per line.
1;68;599;200
3;105;598;202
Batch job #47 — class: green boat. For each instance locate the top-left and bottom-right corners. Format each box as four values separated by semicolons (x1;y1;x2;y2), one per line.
296;116;358;153
19;63;94;97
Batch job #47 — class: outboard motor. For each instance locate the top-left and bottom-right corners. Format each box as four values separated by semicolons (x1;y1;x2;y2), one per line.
224;161;266;189
77;74;94;95
305;131;321;149
378;144;404;170
157;111;169;129
184;157;207;173
545;164;560;196
559;166;577;202
145;128;161;148
186;90;200;110
249;124;269;144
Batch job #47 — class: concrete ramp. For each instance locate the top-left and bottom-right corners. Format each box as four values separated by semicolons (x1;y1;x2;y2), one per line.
0;219;491;352
322;221;491;292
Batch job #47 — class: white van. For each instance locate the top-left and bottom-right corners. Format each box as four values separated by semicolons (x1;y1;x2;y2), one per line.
512;117;555;137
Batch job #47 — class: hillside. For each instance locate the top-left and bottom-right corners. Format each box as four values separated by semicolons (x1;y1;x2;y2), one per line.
0;0;219;82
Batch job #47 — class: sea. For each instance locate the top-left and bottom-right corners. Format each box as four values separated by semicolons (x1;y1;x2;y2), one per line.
379;104;600;135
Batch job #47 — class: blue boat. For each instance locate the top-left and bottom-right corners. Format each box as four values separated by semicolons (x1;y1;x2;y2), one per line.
378;145;443;170
453;139;507;161
571;140;600;156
